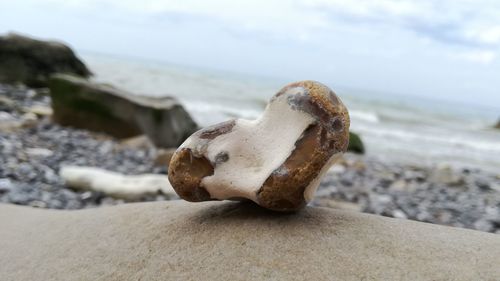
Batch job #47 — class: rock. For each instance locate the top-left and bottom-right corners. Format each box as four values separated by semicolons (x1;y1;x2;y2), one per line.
28;200;47;208
0;110;37;131
0;96;16;111
0;111;23;132
495;118;500;129
0;33;91;87
0;178;13;193
474;219;494;233
430;164;465;186
25;147;54;158
169;81;350;211
20;112;38;128
119;135;154;150
347;131;365;154
23;104;53;117
392;209;408;219
154;148;177;167
0;111;14;120
49;74;198;148
389;179;407;192
59;166;176;200
1;201;500;280
329;163;346;174
491;182;500;192
351;159;366;171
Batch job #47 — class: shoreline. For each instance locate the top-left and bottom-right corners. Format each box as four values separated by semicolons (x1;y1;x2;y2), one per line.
0;83;499;233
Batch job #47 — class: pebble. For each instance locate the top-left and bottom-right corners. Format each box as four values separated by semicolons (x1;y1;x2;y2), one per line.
26;147;54;158
392;209;408;219
0;178;13;193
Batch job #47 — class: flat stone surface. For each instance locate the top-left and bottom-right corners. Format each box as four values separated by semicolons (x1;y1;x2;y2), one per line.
0;201;499;281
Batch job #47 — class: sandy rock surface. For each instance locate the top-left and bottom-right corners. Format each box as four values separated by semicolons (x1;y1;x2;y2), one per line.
1;200;499;281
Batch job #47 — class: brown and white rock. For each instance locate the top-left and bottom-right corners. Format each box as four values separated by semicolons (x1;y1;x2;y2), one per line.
168;81;350;211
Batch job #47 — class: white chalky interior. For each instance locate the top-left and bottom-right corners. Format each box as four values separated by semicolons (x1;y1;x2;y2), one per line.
181;87;316;202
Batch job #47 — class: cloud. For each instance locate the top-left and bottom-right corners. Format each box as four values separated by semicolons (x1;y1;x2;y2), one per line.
15;0;500;48
451;50;496;64
303;0;500;48
5;0;500;65
465;25;500;45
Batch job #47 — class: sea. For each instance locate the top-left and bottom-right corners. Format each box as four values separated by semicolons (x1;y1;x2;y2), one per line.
82;53;500;173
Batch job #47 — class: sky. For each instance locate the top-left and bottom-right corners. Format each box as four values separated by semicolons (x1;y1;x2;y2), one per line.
1;0;500;109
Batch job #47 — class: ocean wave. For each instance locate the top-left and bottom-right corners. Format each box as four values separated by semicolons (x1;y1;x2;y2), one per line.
355;124;500;153
183;100;262;124
349;110;380;123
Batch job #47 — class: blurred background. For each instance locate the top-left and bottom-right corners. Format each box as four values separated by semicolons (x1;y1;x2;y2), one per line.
1;0;499;233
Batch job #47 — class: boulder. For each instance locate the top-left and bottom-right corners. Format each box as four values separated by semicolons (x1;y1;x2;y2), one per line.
348;131;365;154
0;33;90;87
0;201;499;280
49;74;198;148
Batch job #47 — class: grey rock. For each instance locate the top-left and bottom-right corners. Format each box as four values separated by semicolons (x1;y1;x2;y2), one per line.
49;74;198;147
388;179;407;191
28;200;47;208
0;178;13;193
0;33;90;87
0;111;24;132
26;147;53;158
430;164;465;186
392;209;408;219
0;96;16;111
474;219;494;233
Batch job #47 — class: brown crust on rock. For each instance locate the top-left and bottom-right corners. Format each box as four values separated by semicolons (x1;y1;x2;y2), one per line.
287;81;350;137
168;148;214;202
257;81;350;211
257;125;331;211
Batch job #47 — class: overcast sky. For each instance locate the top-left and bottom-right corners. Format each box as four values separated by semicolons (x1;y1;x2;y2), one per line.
1;0;500;109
